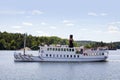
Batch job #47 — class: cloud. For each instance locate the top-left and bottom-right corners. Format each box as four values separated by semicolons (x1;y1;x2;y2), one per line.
13;30;23;33
100;13;108;16
63;20;71;23
36;31;48;36
41;22;47;25
65;23;74;26
0;10;44;15
26;16;31;18
36;31;44;34
108;26;120;33
9;30;23;33
93;30;103;33
80;28;88;31
109;21;120;25
0;10;25;15
88;12;108;16
63;20;74;26
22;22;33;26
50;26;57;29
88;12;98;16
32;10;43;15
11;26;22;29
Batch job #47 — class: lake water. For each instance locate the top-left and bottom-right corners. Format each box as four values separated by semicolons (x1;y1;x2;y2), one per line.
0;50;120;80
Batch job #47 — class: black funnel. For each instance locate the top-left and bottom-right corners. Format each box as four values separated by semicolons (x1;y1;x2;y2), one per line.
69;35;74;47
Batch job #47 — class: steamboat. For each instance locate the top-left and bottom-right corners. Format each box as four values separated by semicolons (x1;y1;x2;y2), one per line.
14;35;108;62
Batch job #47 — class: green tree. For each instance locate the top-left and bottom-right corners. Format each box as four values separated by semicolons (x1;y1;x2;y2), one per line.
0;39;6;50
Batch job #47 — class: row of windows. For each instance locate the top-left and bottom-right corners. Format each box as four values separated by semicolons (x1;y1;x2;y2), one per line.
45;53;105;58
47;48;74;52
46;54;80;58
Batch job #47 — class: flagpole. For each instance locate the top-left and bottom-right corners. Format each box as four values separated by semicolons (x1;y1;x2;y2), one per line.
23;33;27;55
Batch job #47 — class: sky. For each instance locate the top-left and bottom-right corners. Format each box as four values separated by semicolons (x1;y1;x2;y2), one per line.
0;0;120;42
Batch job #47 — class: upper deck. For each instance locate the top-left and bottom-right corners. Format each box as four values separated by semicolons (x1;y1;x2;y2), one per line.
39;45;76;54
39;45;108;56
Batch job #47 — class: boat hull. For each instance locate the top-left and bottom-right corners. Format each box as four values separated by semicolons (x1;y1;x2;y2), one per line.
14;53;107;62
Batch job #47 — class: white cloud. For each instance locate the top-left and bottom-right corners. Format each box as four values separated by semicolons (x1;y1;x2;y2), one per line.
80;28;87;31
11;26;22;29
26;16;31;18
63;20;71;23
88;12;98;16
36;31;48;36
96;30;102;33
109;21;120;25
32;10;43;15
65;23;74;26
108;26;120;33
50;26;57;29
36;31;44;34
0;10;44;15
9;30;23;33
100;13;108;16
88;12;108;16
107;21;120;33
63;20;74;26
22;22;33;26
41;22;47;25
14;30;23;33
0;10;25;15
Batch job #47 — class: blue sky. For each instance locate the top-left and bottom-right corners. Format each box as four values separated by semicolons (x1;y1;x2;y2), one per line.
0;0;120;42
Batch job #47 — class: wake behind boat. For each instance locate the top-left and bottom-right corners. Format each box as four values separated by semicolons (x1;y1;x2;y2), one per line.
14;35;109;62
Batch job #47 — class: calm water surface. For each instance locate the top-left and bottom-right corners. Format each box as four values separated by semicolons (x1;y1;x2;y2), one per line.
0;50;120;80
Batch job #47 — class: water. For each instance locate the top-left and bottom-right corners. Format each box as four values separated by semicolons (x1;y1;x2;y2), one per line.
0;50;120;80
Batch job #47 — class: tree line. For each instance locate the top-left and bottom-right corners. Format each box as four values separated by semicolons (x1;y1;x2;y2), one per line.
0;32;69;50
77;41;120;50
0;31;120;50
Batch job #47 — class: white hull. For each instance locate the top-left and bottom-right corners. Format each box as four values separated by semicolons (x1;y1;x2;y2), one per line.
14;53;108;62
14;45;108;62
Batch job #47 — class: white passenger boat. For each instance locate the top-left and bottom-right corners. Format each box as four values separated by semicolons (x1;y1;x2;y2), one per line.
14;35;109;62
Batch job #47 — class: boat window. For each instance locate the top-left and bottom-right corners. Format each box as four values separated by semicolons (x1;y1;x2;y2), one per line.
102;53;104;55
50;54;52;57
61;48;63;51
64;48;66;51
47;48;49;51
74;55;76;58
64;55;65;58
50;48;52;50
46;54;48;57
58;48;60;51
53;48;55;51
60;55;62;57
72;49;74;52
67;48;69;51
69;49;71;51
55;48;57;51
57;54;58;57
67;55;69;58
77;55;79;58
70;55;72;58
53;54;55;57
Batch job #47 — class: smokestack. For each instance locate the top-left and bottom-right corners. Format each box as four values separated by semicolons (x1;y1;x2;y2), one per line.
69;35;74;47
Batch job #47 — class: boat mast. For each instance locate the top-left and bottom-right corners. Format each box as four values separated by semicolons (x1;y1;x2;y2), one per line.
23;33;27;55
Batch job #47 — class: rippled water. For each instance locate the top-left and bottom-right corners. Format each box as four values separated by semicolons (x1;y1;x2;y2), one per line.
0;50;120;80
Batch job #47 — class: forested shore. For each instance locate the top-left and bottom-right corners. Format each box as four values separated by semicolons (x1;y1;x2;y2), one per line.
0;31;120;50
